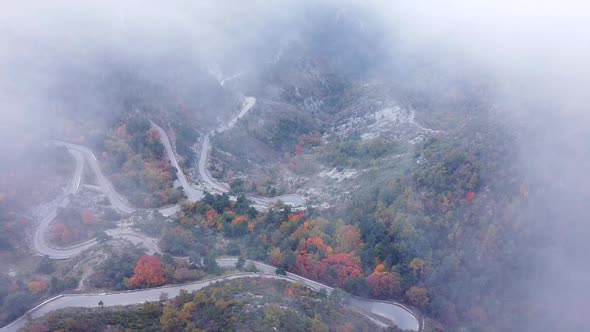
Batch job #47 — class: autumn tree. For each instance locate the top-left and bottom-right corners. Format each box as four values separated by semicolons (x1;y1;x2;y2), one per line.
406;286;429;309
317;253;363;288
28;280;49;295
334;323;355;332
374;263;386;273
305;237;333;257
367;271;401;299
81;210;97;225
160;306;183;332
116;124;127;138
129;255;166;288
270;247;282;266
409;258;432;281
310;314;329;332
335;225;364;254
51;223;77;244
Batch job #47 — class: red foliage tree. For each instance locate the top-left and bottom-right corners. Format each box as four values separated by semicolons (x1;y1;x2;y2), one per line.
147;128;161;142
51;223;73;243
28;280;49;295
367;272;402;299
295;144;304;156
81;210;97;225
129;255;166;288
465;191;476;201
294;251;316;279
52;223;66;234
318;253;363;288
159;191;169;205
293;251;363;288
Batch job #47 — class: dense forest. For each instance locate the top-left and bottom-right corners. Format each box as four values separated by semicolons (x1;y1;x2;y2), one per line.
172;194;428;309
341;122;527;331
167;110;529;331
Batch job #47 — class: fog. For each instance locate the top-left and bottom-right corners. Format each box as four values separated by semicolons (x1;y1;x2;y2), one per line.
1;1;589;331
370;2;590;330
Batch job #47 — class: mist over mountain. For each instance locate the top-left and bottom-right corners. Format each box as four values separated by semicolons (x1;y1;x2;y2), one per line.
0;1;589;331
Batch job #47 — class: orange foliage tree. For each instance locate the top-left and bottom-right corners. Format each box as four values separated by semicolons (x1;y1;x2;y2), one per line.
406;286;430;309
305;237;333;256
231;215;248;225
205;208;218;228
288;212;305;222
129;255;166;288
28;280;49;295
374;263;386;273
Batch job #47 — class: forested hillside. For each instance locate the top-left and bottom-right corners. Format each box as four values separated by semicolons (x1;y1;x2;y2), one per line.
2;2;586;332
190;9;531;330
23;278;384;332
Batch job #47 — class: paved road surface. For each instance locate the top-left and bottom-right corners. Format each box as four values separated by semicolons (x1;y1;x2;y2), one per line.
32;149;85;259
150;120;204;202
1;258;419;332
198;133;230;194
195;97;307;208
35;143;169;259
50;142;136;215
197;97;256;194
34;96;304;260
38;97;301;260
12;97;419;331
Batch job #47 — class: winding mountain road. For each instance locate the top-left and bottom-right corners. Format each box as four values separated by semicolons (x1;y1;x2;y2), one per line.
149;120;204;202
197;96;255;194
1;259;419;332
5;96;420;331
36;96;304;260
156;96;306;207
49;142;136;215
196;97;306;207
198;133;230;194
